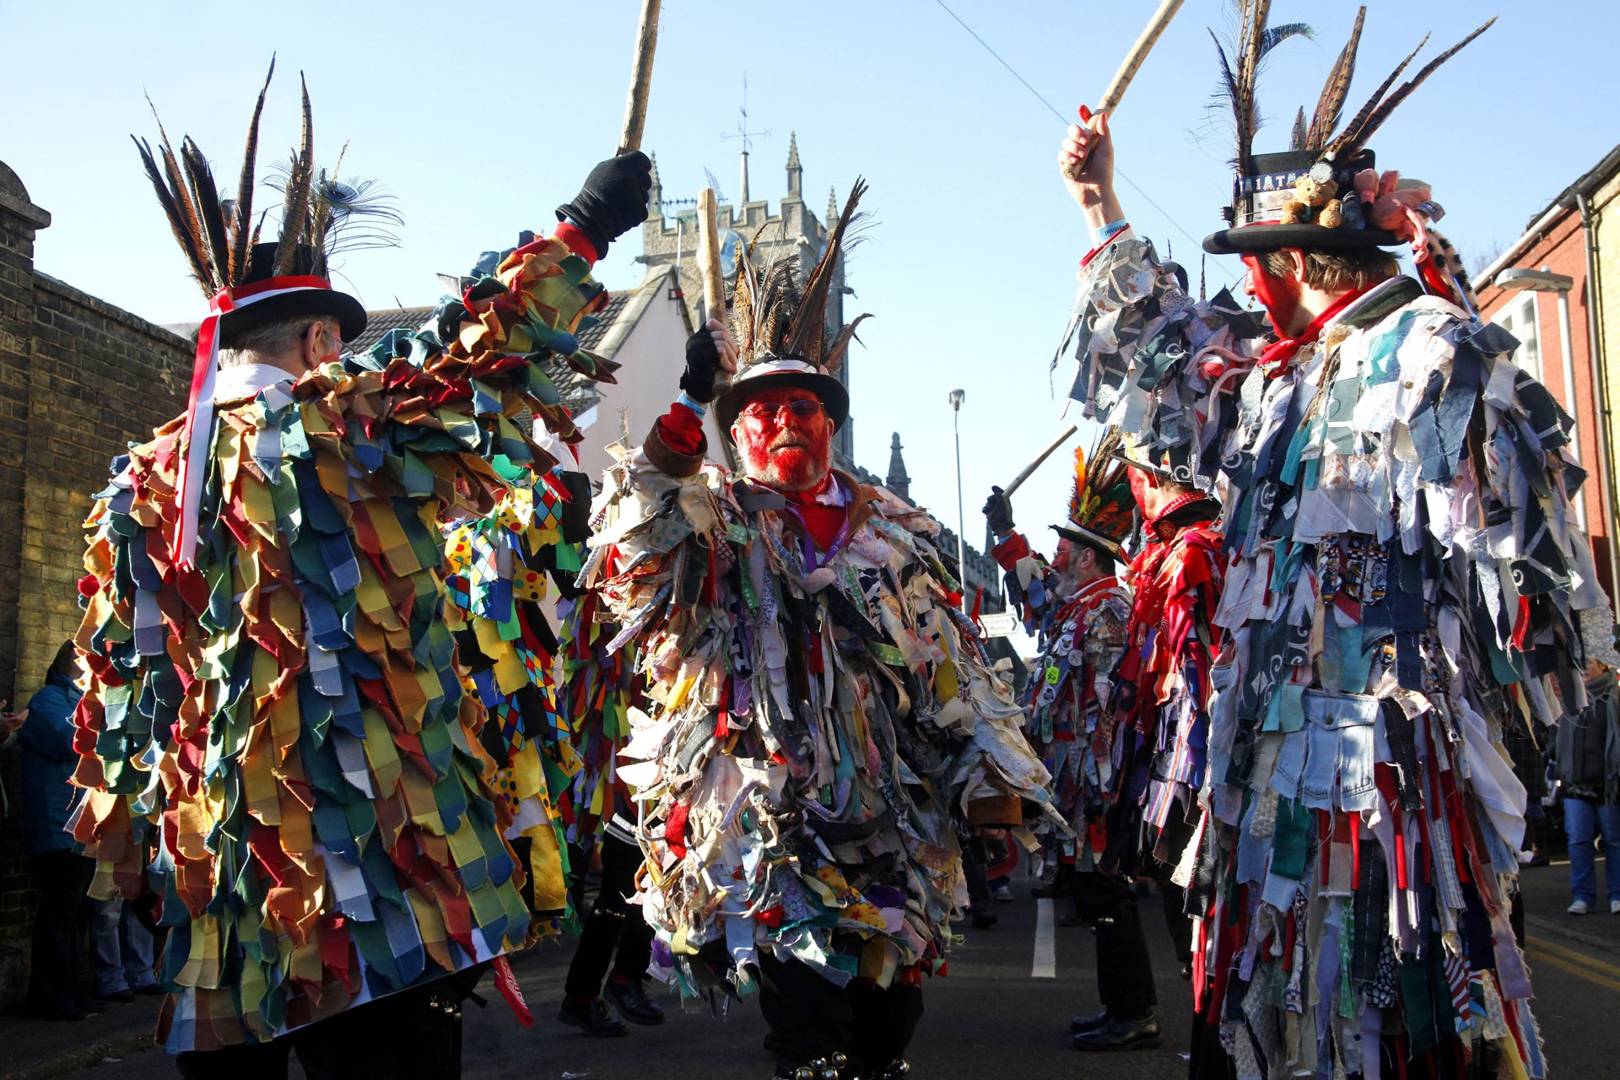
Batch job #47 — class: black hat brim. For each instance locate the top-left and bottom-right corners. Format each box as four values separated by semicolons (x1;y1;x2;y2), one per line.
1051;523;1123;564
1202;223;1403;256
219;288;368;347
714;370;850;440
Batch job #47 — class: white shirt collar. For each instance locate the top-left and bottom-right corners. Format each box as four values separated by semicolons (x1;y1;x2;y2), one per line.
213;363;295;403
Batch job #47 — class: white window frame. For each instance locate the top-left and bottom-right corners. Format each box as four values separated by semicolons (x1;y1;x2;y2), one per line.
1493;292;1543;382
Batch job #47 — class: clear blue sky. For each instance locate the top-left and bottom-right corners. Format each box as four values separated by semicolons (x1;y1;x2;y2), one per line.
4;1;1618;576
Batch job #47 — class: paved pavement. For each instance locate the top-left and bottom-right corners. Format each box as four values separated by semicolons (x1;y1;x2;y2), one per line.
6;859;1620;1079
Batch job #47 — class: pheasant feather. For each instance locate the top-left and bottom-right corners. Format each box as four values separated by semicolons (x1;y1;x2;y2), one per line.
231;58;276;286
1334;18;1496;157
1306;7;1364;150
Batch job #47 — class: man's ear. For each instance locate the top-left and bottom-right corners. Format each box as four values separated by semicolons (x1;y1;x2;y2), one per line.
1287;247;1308;282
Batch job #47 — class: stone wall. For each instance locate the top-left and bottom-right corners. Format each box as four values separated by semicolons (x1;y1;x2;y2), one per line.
0;160;188;1006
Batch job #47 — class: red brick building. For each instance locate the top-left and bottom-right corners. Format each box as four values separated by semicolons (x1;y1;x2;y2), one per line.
1476;144;1620;632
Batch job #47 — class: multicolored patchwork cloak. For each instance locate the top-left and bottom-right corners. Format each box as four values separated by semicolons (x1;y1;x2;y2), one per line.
68;233;610;1052
1059;229;1600;1078
582;440;1056;997
1106;505;1223;877
441;465;595;936
1023;573;1130;865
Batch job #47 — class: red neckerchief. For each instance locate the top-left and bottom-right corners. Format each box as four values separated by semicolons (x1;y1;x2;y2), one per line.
1255;283;1374;377
784;475;846;554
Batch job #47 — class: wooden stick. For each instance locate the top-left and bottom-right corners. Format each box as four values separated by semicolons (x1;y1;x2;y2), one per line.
697;187;732;396
1002;425;1078;499
1095;0;1184;114
696;188;727;322
617;0;662;155
1065;0;1183;181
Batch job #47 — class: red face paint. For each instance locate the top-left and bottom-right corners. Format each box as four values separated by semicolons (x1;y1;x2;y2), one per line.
732;386;834;491
1241;253;1305;337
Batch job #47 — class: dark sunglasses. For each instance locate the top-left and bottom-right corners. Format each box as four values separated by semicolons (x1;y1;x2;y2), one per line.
738;399;825;422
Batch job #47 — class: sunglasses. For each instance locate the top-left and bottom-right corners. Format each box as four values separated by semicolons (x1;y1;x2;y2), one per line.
737;399;825;422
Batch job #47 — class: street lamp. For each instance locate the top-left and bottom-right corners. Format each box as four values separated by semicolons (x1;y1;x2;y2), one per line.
950;389;967;612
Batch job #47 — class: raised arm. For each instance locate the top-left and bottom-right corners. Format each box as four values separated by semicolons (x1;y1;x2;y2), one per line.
1053;107;1262;486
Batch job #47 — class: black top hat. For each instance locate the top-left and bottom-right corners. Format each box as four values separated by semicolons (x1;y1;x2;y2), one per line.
1198;10;1495;256
220;242;368;347
1202;149;1402;255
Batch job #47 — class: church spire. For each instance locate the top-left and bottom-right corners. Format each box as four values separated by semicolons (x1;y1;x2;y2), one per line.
647;152;663;217
886;432;912;502
826;185;839;227
786;132;803;197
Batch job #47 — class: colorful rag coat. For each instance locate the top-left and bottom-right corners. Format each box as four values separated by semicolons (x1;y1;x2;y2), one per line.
68;233;612;1052
555;590;641;850
581;434;1056;996
1059;230;1601;1079
1024;573;1130;865
1105;505;1223;877
441;464;599;936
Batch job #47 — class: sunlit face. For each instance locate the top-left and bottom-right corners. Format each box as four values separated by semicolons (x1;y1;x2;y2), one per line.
1242;252;1306;337
731;386;834;491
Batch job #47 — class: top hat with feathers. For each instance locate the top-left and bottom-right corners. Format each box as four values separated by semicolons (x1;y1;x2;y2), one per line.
136;60;401;569
1052;429;1134;565
134;58;397;345
1202;5;1494;255
713;180;871;438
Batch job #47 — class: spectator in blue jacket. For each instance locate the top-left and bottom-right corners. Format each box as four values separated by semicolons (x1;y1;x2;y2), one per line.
20;640;95;1020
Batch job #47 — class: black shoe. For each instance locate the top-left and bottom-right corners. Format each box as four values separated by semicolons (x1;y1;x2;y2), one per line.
1073;1011;1162;1051
1070;1008;1109;1034
970;909;998;929
93;989;136;1004
1058;910;1087;928
773;1053;847;1079
558;996;627;1037
605;978;665;1025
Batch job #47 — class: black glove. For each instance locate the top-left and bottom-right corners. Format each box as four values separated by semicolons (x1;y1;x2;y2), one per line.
680;325;725;403
555;151;653;257
983;486;1015;535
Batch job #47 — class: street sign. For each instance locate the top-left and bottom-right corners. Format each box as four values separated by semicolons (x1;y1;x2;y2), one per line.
979;611;1019;638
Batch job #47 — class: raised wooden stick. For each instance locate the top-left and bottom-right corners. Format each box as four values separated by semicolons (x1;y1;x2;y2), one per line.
617;0;662;155
1002;425;1078;499
1096;0;1184;114
696;188;727;321
1066;0;1184;180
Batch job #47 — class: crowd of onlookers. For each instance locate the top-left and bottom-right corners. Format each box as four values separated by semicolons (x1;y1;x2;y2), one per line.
3;641;161;1022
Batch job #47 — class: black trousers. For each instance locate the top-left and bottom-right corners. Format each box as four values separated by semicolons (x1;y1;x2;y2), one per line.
174;979;466;1080
962;835;993;911
757;954;923;1071
564;833;654;999
1074;870;1157;1018
28;851;95;1016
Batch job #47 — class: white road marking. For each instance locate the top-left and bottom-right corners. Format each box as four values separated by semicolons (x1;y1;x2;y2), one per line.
1032;896;1056;979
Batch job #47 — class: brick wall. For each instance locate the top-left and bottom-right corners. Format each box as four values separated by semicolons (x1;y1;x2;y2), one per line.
0;160;188;1006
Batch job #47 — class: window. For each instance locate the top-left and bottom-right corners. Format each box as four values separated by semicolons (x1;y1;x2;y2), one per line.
1492;293;1543;381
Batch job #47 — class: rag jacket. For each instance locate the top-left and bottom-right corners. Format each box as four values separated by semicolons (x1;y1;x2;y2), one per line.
69;231;612;1052
1058;228;1601;1079
581;418;1055;997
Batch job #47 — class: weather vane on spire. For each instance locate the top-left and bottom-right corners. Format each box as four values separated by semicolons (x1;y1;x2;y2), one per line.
721;72;770;204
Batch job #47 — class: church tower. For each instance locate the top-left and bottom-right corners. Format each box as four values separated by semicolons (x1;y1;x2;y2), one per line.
638;134;855;463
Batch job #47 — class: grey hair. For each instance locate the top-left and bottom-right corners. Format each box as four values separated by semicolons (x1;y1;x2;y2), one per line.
217;314;338;369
